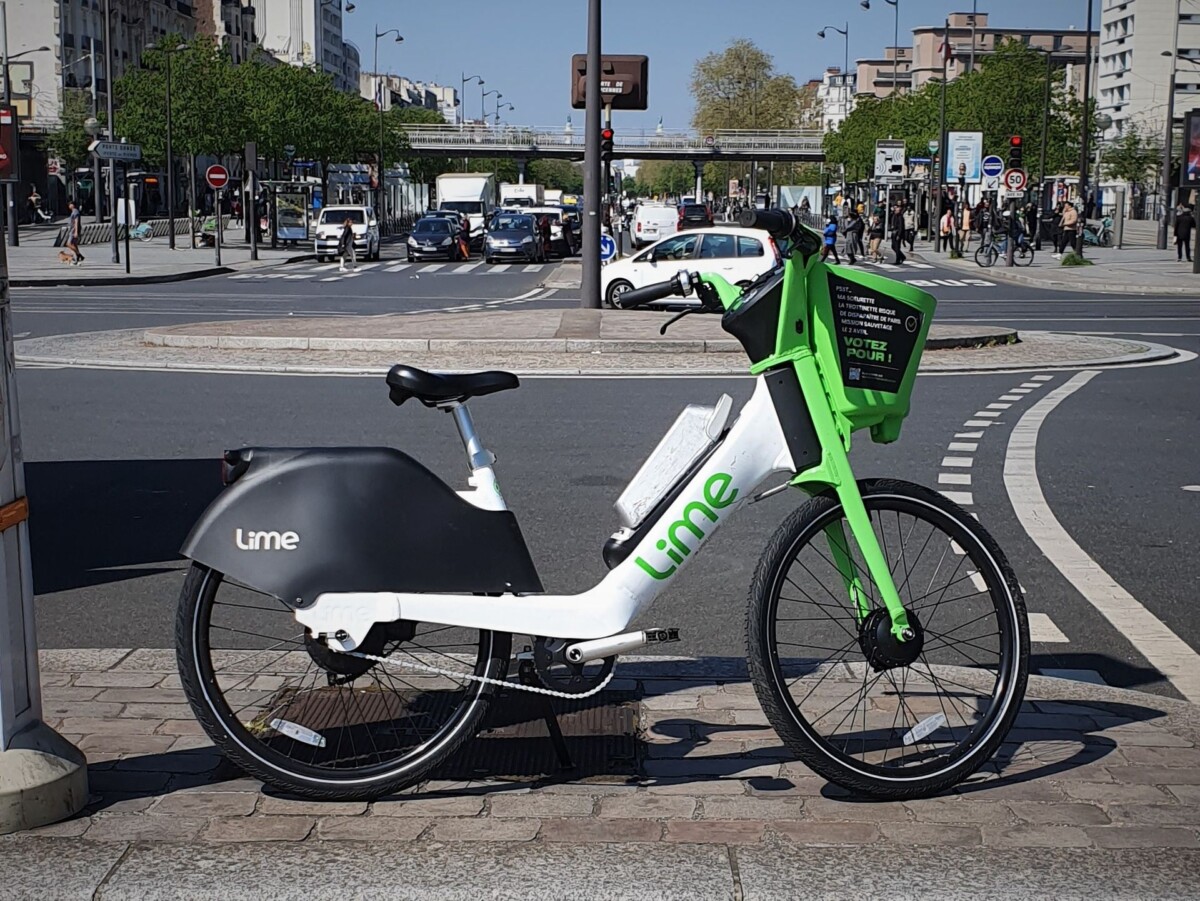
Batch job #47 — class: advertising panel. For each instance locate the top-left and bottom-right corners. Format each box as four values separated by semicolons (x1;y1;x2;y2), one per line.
944;131;983;184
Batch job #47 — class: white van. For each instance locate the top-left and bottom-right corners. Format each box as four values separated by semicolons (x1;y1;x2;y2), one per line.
632;203;678;248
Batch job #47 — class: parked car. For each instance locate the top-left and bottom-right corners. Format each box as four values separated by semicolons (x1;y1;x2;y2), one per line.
314;205;380;261
484;212;544;263
678;202;714;230
631;202;679;248
406;215;469;262
602;227;781;308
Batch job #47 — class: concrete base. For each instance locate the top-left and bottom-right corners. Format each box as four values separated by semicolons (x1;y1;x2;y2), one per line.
0;720;88;835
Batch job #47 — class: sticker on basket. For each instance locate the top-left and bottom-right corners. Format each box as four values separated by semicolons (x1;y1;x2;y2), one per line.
827;272;924;393
902;712;946;747
269;718;327;748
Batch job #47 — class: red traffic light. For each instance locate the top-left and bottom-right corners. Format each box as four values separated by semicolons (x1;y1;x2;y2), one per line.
601;128;614;140
1010;135;1022;146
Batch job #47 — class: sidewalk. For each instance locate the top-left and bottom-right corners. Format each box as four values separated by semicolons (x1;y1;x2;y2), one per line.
4;228;313;287
911;234;1200;296
4;650;1200;898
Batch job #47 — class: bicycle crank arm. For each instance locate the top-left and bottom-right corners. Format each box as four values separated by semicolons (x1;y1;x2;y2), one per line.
565;628;679;664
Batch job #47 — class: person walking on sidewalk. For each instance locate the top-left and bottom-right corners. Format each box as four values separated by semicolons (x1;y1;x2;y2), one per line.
903;203;916;251
820;215;841;264
1174;204;1194;262
868;214;885;262
337;217;357;272
1055;202;1079;258
889;203;907;265
64;201;84;265
844;210;864;264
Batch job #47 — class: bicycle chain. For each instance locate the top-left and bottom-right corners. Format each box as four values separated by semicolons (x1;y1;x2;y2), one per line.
342;648;617;700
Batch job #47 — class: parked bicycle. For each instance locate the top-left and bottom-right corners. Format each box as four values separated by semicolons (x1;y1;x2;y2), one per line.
1083;216;1114;248
174;208;1029;802
129;222;154;242
975;229;1034;267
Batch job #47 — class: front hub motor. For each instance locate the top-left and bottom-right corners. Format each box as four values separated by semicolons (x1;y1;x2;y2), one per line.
857;608;924;672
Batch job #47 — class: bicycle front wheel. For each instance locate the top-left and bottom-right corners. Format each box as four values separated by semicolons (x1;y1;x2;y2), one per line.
973;245;997;268
1014;245;1035;266
746;479;1028;800
176;564;511;800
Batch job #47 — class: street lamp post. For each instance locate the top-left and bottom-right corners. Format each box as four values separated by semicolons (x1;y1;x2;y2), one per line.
496;102;514;127
861;0;901;98
146;42;188;250
0;1;50;248
64;41;102;223
373;26;402;236
817;23;850;121
102;0;120;263
483;88;498;129
1074;0;1095;257
460;73;483;128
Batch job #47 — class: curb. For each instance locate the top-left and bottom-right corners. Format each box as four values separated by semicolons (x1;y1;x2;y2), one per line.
10;253;316;289
909;251;1199;295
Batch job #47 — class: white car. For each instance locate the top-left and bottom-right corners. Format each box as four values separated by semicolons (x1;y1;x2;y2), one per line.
603;227;782;308
314;205;381;261
631;203;679;248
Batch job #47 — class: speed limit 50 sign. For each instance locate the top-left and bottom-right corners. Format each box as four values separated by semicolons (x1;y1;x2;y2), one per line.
1002;168;1027;192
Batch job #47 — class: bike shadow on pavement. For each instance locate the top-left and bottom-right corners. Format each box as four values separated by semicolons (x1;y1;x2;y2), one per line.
27;459;222;594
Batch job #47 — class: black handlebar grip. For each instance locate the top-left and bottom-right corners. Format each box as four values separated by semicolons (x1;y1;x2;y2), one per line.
737;209;797;240
617;279;678;308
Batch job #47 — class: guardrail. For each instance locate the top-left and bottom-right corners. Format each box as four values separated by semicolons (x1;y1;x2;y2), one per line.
402;125;825;158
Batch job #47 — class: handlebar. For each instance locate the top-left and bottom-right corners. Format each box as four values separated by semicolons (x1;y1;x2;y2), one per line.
737;208;798;241
616;273;689;308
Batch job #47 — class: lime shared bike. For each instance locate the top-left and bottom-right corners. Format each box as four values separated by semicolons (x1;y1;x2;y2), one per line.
175;209;1029;801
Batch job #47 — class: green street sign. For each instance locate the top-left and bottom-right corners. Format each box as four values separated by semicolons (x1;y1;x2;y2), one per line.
928;140;938;153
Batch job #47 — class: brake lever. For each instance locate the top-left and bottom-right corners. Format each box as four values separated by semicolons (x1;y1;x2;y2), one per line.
659;308;694;335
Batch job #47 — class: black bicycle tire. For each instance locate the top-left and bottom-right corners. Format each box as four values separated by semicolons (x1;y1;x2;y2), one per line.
746;478;1028;800
176;563;511;800
1015;245;1035;267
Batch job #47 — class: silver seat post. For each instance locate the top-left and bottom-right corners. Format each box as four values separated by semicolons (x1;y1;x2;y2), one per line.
449;403;495;470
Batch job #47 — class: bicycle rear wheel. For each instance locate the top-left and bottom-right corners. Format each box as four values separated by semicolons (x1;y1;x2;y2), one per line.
176;564;510;800
1015;245;1035;266
746;479;1028;800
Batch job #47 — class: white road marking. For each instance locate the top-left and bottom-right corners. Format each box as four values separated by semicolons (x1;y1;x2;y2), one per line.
1009;388;1033;394
384;264;411;272
1028;613;1070;643
1019;382;1043;389
999;395;1023;402
939;491;974;506
974;411;1002;418
941;457;974;468
312;263;341;272
963;420;994;427
1038;668;1107;685
1005;370;1200;702
355;263;380;272
955;431;985;439
947;442;978;452
1030;375;1054;382
1184;485;1200;492
421;264;445;273
987;402;1012;410
488;264;512;273
938;473;972;485
453;262;483;274
523;264;542;272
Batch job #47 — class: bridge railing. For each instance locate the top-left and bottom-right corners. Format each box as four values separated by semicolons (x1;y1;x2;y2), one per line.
401;124;824;154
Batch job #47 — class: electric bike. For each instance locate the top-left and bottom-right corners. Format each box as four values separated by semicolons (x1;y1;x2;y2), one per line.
175;209;1029;801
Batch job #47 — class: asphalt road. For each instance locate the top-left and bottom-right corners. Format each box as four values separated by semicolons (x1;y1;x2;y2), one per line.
11;250;1200;699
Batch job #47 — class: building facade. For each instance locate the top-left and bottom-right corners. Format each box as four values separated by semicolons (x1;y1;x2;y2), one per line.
855;47;913;98
815;67;857;132
1099;0;1200;140
360;73;458;124
194;0;259;65
257;0;356;93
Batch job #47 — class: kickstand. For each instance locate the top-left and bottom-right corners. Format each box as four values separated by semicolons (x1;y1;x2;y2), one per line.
518;656;575;772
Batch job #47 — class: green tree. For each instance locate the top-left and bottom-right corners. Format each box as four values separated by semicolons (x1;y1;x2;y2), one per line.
43;89;94;181
529;159;583;192
691;39;804;132
1102;127;1162;192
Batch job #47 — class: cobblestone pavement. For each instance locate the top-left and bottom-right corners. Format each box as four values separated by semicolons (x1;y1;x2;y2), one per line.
15;326;1172;377
8;651;1200;896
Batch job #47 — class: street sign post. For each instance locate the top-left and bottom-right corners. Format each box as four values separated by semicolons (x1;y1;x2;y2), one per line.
981;155;1004;179
599;233;616;263
88;140;142;163
205;164;230;190
874;139;906;183
1002;168;1028;193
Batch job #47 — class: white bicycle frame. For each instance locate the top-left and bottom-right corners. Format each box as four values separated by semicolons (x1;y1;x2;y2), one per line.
295;375;797;653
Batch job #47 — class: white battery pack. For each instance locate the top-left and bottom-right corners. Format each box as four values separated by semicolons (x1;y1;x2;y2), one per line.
614;395;733;529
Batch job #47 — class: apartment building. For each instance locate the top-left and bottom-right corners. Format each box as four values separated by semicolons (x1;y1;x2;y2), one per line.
360;73;458;125
855;46;913;98
1099;0;1200;140
257;0;356;93
815;67;857;132
194;0;259;65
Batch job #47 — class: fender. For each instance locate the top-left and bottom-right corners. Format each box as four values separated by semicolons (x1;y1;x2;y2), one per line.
181;447;543;606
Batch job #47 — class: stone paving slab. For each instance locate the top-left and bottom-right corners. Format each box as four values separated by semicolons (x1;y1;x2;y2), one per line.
15;327;1174;377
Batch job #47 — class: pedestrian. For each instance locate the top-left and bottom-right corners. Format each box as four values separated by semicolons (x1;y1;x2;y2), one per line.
868;214;885;262
337;217;357;272
958;203;973;253
231;195;243;228
844;210;864;264
903;203;916;251
889;203;907;265
820;215;841;264
1174;204;1194;262
1055;201;1079;257
939;208;955;252
63;200;84;265
799;196;811;214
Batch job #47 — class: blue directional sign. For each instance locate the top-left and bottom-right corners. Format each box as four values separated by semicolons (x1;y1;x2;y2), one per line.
981;155;1005;178
600;233;617;262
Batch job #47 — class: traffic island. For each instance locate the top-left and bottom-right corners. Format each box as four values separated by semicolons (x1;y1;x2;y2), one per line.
11;310;1179;375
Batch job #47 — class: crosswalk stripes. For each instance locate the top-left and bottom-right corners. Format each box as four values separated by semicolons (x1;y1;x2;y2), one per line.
227;260;547;283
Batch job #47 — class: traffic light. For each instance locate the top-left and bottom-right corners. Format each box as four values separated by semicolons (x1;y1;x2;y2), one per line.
600;127;614;162
1009;135;1023;170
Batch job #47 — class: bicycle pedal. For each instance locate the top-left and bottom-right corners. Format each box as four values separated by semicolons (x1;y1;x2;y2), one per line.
645;628;680;644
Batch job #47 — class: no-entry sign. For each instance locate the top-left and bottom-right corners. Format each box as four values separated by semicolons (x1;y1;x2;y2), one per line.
205;164;230;190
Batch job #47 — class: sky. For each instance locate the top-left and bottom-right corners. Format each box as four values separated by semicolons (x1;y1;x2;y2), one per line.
343;0;1102;134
